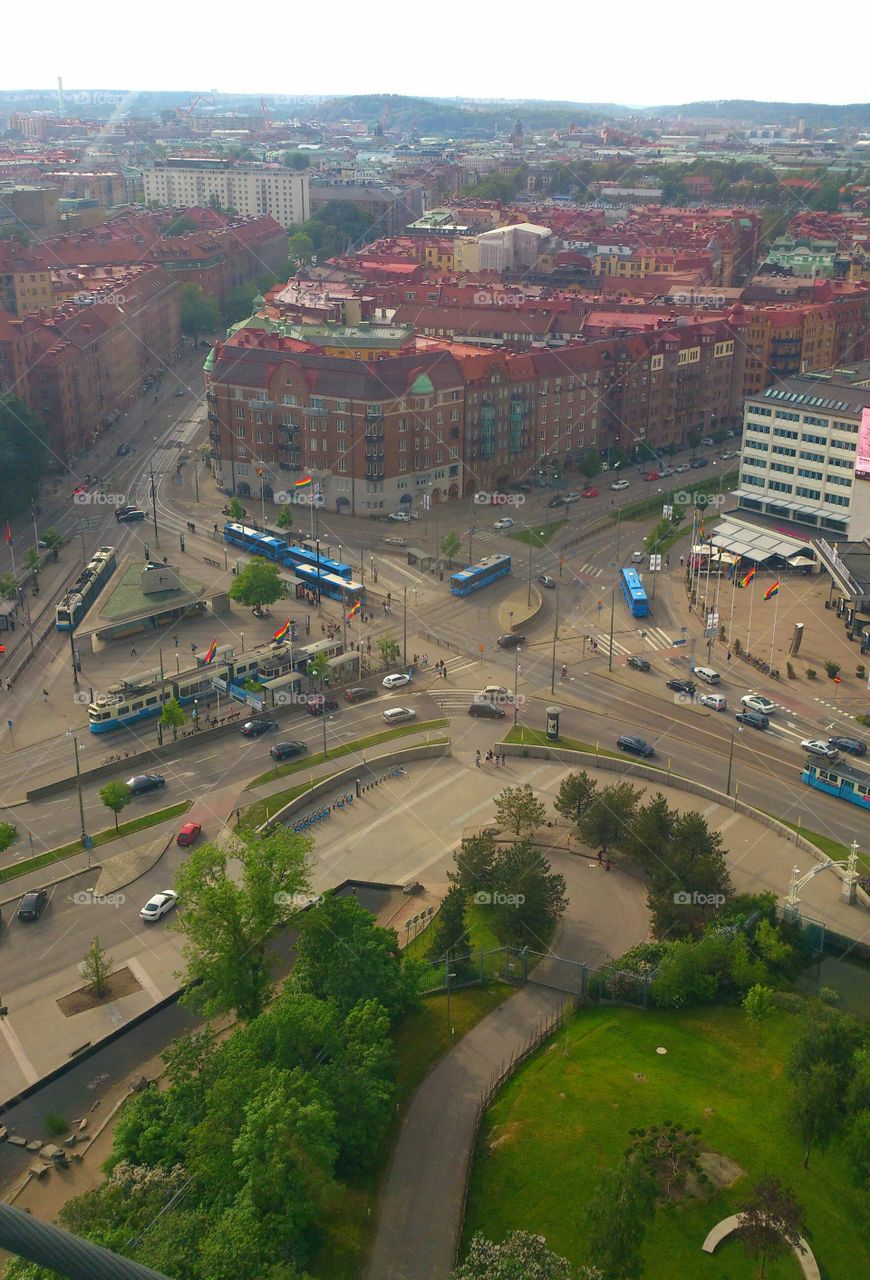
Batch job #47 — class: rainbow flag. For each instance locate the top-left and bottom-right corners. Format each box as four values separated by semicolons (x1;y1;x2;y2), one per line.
764;580;780;601
203;640;218;665
738;566;756;589
346;600;361;623
294;474;312;489
273;618;291;643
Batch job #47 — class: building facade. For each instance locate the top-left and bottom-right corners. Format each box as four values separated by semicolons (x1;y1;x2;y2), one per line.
143;163;310;228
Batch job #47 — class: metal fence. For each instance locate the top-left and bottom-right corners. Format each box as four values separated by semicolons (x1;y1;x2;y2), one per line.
418;945;653;1008
779;904;870;962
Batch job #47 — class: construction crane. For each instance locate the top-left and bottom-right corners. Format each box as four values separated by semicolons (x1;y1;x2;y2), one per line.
176;94;213;119
259;98;272;131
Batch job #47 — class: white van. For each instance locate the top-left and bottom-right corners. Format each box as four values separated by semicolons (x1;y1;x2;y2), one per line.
693;666;721;685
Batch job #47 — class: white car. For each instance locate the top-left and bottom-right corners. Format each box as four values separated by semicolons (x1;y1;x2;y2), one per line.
562;492;581;504
383;707;416;724
493;518;514;530
383;672;411;689
801;738;839;760
611;479;630;491
741;694;776;716
139;890;178;922
388;511;410;522
698;693;727;711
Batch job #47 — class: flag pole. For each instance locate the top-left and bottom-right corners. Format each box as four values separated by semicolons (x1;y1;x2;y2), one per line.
746;572;756;656
768;585;781;672
728;561;737;644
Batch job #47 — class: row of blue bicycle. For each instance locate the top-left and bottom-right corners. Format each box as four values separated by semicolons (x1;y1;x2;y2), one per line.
291;794;354;833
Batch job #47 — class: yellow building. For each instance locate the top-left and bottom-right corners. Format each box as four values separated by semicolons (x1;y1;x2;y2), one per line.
0;263;53;316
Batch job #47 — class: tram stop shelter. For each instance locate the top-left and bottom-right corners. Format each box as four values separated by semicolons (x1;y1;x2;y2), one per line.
82;556;209;646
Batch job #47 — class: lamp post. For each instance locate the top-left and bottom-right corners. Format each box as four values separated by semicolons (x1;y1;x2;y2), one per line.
68;731;88;855
726;727;740;796
514;643;522;727
445;951;457;1035
550;591;559;695
193;698;198;729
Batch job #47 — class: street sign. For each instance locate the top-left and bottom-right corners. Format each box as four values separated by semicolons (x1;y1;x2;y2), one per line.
672;638;687;647
6;719;11;729
662;504;674;520
649;554;662;572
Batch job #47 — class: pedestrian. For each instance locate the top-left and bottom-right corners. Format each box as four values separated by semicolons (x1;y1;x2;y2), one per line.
130;644;137;657
727;650;732;661
605;858;612;872
561;663;567;678
679;554;684;567
42;688;48;701
190;523;196;535
597;849;604;862
191;642;197;654
494;749;500;767
665;555;670;568
214;523;219;535
486;750;493;763
475;750;481;767
4;679;10;692
173;633;179;647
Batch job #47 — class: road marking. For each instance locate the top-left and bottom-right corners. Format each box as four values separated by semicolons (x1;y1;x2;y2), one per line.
0;1016;39;1085
126;956;165;1003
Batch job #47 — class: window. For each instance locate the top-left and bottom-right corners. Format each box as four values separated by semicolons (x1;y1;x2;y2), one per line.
235;406;245;420
336;417;346;432
236;426;245;439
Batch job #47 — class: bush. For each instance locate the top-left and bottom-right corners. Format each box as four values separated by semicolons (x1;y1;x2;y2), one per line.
771;991;805;1013
787;661;797;679
806;668;818;680
733;637;742;655
0;821;15;853
824;660;841;679
44;1113;68;1137
857;665;866;680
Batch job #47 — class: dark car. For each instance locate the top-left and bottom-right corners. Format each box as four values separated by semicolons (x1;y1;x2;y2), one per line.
117;508;146;523
828;736;867;756
270;740;309;761
114;504;137;519
538;574;557;588
628;656;651;672
735;709;769;730
175;387;186;397
127;773;166;795
617;735;655;758
468;700;506;719
306;696;338;716
547;496;567;508
666;678;696;696
345;686;377;703
508;483;532;494
496;633;525;649
240;719;277;738
691;458;709;469
116;442;131;457
17;889;48;922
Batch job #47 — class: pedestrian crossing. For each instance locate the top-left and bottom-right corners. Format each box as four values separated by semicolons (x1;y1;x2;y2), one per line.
572;561;604;579
592;626;675;658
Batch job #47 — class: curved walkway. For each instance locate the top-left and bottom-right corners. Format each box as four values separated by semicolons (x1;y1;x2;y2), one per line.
702;1214;821;1280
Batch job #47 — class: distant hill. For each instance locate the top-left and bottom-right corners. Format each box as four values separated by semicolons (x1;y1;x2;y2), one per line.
638;99;870;127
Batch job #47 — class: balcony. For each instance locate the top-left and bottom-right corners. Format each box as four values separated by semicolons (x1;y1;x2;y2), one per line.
208;430;221;446
248;398;276;410
304;404;328;418
364;426;385;441
365;465;385;480
365;410;384;422
207;410;219;425
206;390;217;405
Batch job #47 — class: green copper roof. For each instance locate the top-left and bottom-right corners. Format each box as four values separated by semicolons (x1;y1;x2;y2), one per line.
410;373;435;394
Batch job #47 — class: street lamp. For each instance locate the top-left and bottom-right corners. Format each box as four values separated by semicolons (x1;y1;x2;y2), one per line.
445;956;458;1035
67;730;88;855
513;644;522;726
726;727;741;796
193;698;199;729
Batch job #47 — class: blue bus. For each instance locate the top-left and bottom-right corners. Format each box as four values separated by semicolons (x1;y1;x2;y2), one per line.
223;523;352;580
283;543;352;580
56;546;117;630
294;564;365;606
802;759;870;810
620;567;649;618
449;554;512;597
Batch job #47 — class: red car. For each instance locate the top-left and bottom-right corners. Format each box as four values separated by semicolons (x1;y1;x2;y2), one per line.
176;821;202;847
644;471;660;482
582;487;599;498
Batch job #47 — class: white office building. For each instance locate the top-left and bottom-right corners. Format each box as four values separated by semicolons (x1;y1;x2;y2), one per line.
142;163;310;228
736;364;870;539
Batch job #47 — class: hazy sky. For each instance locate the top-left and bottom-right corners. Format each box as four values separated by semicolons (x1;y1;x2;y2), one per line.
6;0;869;107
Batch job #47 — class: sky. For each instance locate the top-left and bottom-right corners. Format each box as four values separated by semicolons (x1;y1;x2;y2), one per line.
6;0;870;107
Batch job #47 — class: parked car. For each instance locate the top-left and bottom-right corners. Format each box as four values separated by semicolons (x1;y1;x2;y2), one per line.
828;736;867;756
388;511;410;522
383;707;415;724
176;821;202;847
497;633;525;648
720;450;739;460
627;656;651;672
114;505;137;519
17;889;48;922
675;463;691;474
537;574;556;588
117;508;146;523
382;672;411;689
698;693;727;711
644;471;660;482
270;740;308;761
508;482;532;493
582;487;599;498
659;467;675;478
493;518;514;529
701;436;715;447
240;719;277;738
127;773;166;795
562;492;581;504
468;700;506;718
306;696;338;716
617;735;655;757
741;694;776;716
691;458;709;469
345;686;377;703
735;709;769;730
666;678;697;696
140;890;178;922
547;496;566;508
801;739;840;760
383;536;406;546
610;479;630;491
174;387;185;397
630;551;644;563
116;442;131;457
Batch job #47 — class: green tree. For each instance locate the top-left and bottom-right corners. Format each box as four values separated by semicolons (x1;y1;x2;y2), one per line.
494;784;547;837
452;834;496;895
844;1109;870;1188
161;214;198;237
623;793;674;871
735;1174;807;1277
378;632;401;668
82;937;112;996
98;780;131;832
22;546;42;577
488;840;567;949
275;507;294;531
179;282;220;343
788;999;866;1095
159;695;186;742
222;281;263;326
0;571;17;600
0;225;30;246
306;651;331;690
577;451;601;481
554;771;598;827
440;531;462;566
627;1122;706;1201
228;496;245;521
743;983;775;1023
0;394;50;520
427;883;469;963
288;231;315;264
284;153;311;172
791;1061;841;1168
579;1158;656;1280
175;826;311;1021
40;526;63;560
292;894;418;1020
579;782;641;853
229;558;286;610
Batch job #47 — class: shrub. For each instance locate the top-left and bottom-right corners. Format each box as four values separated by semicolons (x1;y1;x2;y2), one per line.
806;668;818;680
44;1113;68;1137
0;821;16;853
824;660;841;679
857;664;866;680
787;661;797;679
771;991;805;1013
733;637;742;655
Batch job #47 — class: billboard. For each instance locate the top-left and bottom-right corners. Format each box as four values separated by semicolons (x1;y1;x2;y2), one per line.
856;406;870;480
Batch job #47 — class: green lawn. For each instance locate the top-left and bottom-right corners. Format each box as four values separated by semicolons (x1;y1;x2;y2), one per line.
309;984;512;1280
507;520;567;549
244;721;450;789
0;801;192;885
774;818;870;876
463;1004;866;1280
619;470;739;523
505;724;662;768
